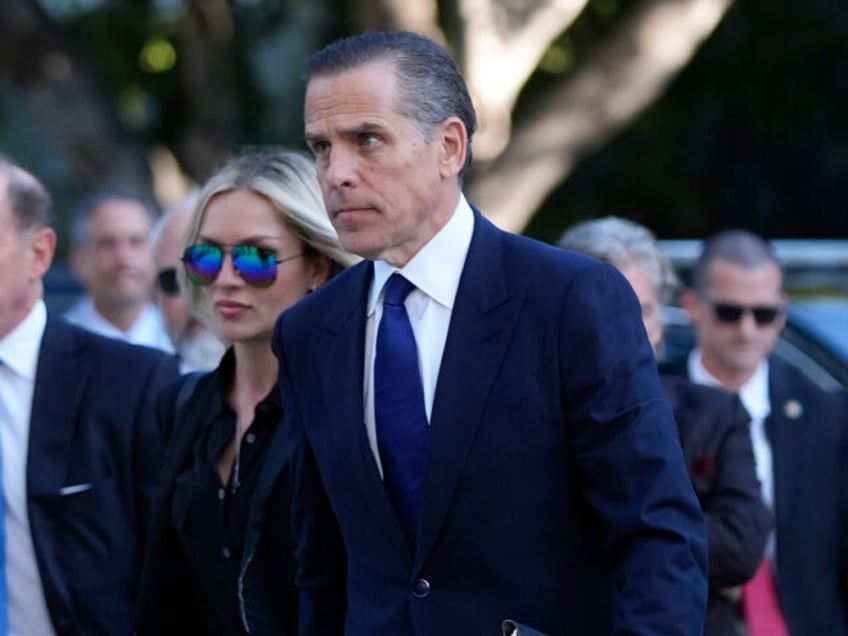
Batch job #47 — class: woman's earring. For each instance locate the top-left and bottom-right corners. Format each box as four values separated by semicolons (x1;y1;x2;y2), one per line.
307;284;318;294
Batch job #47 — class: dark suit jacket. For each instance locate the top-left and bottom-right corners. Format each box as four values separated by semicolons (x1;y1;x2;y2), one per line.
137;363;339;635
767;359;848;636
661;375;772;636
663;355;848;636
28;316;178;635
272;210;708;635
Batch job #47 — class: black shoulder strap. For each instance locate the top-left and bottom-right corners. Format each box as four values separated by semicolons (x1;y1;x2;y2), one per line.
175;371;203;414
157;371;204;445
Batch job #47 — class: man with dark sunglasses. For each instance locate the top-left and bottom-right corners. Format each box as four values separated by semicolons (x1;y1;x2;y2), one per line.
151;192;224;373
676;228;848;636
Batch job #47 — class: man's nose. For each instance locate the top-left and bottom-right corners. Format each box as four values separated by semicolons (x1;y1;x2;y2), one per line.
322;147;356;189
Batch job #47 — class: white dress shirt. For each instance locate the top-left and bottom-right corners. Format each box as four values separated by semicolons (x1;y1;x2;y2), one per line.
363;195;474;473
0;300;58;635
64;296;174;354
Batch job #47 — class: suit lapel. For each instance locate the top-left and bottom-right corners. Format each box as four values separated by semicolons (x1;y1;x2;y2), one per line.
27;317;87;623
316;264;413;557
416;214;523;564
29;318;88;498
767;361;805;542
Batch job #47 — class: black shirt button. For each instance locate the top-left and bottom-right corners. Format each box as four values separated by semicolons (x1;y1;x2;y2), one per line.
245;432;256;444
217;487;226;500
222;547;231;559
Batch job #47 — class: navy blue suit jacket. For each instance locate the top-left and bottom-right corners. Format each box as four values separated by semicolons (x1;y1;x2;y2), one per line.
766;359;848;636
27;316;178;635
273;211;707;635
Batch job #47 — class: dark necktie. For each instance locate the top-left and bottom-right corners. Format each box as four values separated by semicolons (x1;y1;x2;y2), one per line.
374;274;428;543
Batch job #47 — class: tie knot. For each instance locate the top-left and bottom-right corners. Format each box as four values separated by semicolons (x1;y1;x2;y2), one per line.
383;273;414;307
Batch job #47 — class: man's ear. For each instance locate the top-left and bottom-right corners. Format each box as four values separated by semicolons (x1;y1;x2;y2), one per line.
437;117;468;179
679;288;700;323
68;245;87;282
307;254;332;291
29;227;57;282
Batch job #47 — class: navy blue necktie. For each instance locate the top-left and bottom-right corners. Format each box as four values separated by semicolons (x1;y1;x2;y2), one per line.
374;274;428;543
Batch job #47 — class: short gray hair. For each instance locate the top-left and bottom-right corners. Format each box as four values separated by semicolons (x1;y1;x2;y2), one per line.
70;190;158;247
559;216;679;303
692;229;780;294
0;156;53;231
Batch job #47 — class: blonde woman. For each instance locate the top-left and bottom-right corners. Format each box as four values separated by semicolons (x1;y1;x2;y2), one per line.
137;150;357;635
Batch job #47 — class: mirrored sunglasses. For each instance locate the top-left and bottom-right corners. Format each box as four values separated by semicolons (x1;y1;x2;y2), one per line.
710;301;783;326
157;268;180;296
182;244;303;288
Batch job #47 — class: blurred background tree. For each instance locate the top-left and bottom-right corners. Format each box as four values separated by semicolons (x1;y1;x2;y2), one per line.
0;0;845;260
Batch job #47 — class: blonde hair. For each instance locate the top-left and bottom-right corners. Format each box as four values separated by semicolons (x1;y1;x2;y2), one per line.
180;149;359;321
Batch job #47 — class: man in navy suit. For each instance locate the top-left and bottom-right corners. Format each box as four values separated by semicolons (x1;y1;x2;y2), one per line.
674;229;848;636
273;31;707;635
0;157;179;634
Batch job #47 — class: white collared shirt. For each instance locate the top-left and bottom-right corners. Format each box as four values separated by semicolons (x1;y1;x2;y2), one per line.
64;296;174;354
688;348;774;509
363;195;474;473
0;300;58;635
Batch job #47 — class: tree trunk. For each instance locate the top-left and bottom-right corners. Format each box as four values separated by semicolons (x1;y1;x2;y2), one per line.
467;0;735;232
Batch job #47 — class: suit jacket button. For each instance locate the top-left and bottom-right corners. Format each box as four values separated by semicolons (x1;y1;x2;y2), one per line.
411;578;430;598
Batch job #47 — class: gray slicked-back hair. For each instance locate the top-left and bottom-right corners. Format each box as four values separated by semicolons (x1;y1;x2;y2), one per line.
307;31;477;176
69;190;158;247
559;216;679;304
0;154;53;230
692;229;780;294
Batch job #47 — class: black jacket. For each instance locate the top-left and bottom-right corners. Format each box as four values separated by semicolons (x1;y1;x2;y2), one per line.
661;375;772;636
28;316;178;635
136;361;300;635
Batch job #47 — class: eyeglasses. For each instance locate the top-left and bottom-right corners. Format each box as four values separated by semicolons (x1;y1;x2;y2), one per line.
182;244;303;288
708;301;784;326
157;268;180;296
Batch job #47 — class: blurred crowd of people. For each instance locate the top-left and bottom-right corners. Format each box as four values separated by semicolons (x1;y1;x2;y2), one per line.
0;29;845;636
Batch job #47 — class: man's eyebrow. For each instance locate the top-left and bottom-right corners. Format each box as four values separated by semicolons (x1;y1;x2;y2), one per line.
304;131;326;144
306;121;388;140
348;121;385;133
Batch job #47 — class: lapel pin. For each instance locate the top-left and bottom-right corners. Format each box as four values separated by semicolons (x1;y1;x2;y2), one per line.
782;399;803;420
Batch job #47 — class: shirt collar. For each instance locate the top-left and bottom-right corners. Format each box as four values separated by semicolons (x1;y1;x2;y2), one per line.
0;300;47;380
688;346;771;419
368;194;474;315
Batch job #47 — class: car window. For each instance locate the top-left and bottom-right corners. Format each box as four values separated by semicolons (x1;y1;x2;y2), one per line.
662;303;848;393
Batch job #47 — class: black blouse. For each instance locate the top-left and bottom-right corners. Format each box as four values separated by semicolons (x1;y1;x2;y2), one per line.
170;349;282;634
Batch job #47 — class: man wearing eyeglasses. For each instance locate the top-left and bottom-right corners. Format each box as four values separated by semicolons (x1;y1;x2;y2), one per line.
151;192;225;373
677;228;848;636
